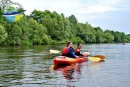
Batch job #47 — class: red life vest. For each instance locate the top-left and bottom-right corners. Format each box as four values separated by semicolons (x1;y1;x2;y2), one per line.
75;49;80;53
75;49;82;56
62;47;69;55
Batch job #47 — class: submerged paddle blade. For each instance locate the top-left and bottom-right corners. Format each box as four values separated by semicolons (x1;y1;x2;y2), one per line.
93;55;105;60
50;49;61;54
88;57;101;62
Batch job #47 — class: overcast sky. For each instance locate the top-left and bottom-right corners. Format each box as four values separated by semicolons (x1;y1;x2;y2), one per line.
12;0;130;34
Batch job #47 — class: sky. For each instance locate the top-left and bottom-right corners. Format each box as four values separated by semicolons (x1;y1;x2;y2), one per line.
12;0;130;34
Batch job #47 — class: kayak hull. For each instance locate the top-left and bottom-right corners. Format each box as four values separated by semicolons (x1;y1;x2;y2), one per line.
53;56;87;66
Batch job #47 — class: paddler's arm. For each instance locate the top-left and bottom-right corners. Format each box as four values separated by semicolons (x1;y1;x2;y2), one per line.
69;48;77;58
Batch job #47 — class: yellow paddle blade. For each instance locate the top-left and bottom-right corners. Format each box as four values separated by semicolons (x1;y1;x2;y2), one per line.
88;57;101;62
50;49;61;54
93;55;105;60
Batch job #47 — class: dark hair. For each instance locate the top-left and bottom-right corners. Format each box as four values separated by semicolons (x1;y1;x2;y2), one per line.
66;41;72;47
77;43;81;46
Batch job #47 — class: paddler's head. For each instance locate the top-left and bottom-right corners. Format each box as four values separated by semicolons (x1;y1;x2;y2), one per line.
66;41;73;47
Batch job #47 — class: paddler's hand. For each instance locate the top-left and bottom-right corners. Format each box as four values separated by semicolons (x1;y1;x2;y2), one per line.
76;56;79;58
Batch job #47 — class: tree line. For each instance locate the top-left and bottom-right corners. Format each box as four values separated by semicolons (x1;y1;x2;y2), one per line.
0;7;130;45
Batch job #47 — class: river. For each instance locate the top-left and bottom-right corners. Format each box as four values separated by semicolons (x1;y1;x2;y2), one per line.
0;43;130;87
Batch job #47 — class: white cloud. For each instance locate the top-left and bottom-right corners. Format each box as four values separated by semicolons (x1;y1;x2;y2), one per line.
12;0;82;16
77;0;123;14
2;0;130;34
11;0;127;15
77;5;116;14
10;0;130;21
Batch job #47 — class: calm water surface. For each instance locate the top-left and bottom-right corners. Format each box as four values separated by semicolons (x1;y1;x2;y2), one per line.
0;44;130;87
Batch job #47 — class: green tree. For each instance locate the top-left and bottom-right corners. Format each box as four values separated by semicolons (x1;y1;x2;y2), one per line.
0;7;3;15
124;35;130;42
76;23;96;43
113;31;122;43
29;18;49;45
0;25;7;44
104;32;114;43
61;13;65;18
0;0;11;10
16;17;33;45
7;24;22;45
68;14;78;24
0;8;130;45
95;30;106;43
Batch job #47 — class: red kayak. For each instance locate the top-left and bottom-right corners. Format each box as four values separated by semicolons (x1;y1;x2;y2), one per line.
53;56;87;66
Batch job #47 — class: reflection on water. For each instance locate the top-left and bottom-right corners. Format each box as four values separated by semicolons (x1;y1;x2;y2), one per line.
88;60;105;70
53;63;83;80
0;45;53;87
0;44;130;87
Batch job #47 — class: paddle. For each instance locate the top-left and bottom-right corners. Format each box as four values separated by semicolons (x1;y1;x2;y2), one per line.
92;55;105;60
88;57;101;62
50;49;61;54
88;54;105;60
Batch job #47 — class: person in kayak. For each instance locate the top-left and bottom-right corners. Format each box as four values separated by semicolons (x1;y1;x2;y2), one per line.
75;43;89;56
62;41;79;58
